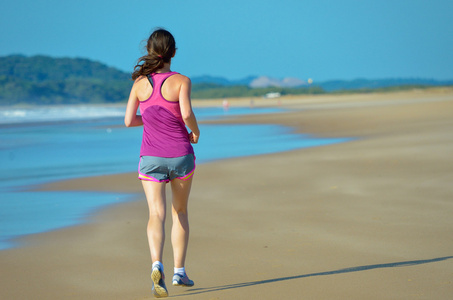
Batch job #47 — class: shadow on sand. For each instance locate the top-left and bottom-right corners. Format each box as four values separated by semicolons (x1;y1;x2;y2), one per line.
172;256;453;297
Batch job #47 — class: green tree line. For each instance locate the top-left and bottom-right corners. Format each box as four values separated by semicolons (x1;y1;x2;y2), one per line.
0;55;132;105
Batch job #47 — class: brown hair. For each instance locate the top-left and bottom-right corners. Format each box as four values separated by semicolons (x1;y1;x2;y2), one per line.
131;29;176;80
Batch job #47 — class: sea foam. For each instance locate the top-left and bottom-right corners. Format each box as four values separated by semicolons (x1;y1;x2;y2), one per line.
0;105;126;124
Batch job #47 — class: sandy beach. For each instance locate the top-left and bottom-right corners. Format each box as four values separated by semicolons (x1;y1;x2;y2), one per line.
1;88;452;299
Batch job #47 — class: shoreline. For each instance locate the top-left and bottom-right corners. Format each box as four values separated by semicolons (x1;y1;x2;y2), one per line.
1;88;453;299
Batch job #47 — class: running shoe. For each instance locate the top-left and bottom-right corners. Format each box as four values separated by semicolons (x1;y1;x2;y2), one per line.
151;265;168;298
172;273;194;287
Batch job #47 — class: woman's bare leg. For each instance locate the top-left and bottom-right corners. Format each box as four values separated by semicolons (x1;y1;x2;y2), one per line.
142;180;167;263
170;177;193;268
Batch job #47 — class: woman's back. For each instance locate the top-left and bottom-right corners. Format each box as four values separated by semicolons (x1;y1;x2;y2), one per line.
137;72;194;158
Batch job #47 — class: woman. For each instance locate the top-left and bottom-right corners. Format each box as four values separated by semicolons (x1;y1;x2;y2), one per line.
124;28;200;298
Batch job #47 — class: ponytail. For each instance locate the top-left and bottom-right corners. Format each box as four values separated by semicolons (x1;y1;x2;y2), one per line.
131;54;164;80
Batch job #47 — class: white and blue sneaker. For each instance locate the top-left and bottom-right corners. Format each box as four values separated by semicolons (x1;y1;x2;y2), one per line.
172;273;194;287
151;265;168;298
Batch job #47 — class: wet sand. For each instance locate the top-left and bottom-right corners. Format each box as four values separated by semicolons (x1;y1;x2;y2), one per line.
1;88;452;299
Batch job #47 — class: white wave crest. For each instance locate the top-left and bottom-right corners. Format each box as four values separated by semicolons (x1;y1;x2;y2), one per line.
0;105;126;124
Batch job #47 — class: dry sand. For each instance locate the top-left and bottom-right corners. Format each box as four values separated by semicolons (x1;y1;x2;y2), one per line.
1;88;452;299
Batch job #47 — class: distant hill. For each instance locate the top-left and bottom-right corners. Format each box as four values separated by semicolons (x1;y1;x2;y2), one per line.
1;55;452;104
249;76;307;88
193;74;453;91
0;55;132;104
1;55;130;81
191;75;256;86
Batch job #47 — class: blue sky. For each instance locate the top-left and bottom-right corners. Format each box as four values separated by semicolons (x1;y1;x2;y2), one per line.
1;0;452;82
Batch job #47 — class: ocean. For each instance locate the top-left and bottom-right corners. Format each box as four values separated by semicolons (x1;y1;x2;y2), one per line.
0;104;353;250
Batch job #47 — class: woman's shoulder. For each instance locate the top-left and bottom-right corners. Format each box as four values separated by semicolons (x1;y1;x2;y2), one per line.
169;73;191;86
131;75;153;101
132;75;151;92
133;75;149;85
172;72;190;81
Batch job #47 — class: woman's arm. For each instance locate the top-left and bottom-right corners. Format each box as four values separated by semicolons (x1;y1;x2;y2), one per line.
179;77;200;143
124;80;143;127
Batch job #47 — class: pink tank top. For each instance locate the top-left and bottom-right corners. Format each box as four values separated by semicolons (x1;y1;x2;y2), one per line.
139;72;194;158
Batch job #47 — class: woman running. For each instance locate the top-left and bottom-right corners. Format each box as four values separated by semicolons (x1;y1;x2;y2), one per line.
125;28;200;298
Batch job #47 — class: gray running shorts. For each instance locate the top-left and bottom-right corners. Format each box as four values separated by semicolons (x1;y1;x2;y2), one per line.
138;153;195;182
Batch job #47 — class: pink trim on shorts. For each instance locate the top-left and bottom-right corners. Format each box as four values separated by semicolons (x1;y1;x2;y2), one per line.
177;166;195;181
138;172;168;182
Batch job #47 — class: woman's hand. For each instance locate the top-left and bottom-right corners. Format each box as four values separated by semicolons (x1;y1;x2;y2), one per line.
189;131;199;144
